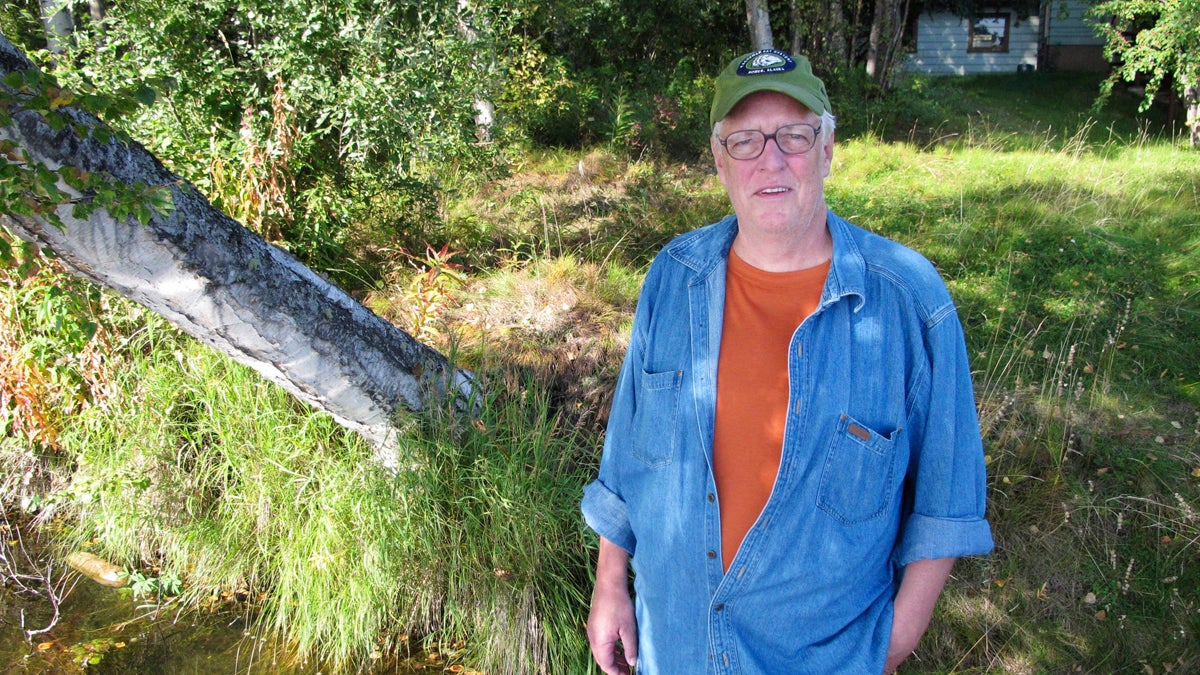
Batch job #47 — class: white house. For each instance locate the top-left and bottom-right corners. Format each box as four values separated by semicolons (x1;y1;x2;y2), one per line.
904;0;1108;75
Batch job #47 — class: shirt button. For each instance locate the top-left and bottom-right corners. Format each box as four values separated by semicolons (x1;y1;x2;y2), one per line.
714;603;725;612
706;550;716;559
706;493;715;503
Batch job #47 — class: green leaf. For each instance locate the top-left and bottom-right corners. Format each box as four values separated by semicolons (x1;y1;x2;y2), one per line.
146;185;176;216
45;111;66;131
134;84;157;107
72;200;95;220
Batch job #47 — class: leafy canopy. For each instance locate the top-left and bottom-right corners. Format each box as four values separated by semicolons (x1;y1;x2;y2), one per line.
1092;0;1200;112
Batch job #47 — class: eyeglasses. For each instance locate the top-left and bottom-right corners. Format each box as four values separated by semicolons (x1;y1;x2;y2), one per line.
717;123;822;160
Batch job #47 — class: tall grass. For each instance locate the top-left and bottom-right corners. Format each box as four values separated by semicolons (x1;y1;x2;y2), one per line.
40;328;595;673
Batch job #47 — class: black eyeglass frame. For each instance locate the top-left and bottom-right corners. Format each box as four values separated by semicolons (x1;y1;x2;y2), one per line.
716;122;823;160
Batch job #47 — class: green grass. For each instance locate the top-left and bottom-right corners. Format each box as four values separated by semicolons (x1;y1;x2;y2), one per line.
839;71;1176;151
22;321;595;673
2;71;1199;673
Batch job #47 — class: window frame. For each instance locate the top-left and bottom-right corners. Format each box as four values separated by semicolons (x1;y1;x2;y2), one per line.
968;13;1011;53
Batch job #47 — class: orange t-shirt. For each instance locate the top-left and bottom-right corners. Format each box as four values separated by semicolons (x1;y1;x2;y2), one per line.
712;250;828;572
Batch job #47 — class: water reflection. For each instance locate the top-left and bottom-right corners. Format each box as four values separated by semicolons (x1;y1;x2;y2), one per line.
2;579;447;673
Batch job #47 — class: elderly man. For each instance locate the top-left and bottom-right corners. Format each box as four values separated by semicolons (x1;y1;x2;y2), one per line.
581;49;994;674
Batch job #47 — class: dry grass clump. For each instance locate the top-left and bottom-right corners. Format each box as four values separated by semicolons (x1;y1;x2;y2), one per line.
442;257;637;434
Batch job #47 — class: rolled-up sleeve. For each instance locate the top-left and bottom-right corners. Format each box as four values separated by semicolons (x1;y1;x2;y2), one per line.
895;307;994;566
582;479;635;554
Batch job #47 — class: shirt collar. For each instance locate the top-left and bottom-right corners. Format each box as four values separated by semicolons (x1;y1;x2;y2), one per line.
665;210;867;311
824;210;867;312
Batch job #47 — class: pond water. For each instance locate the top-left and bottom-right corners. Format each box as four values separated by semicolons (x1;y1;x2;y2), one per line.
2;507;476;674
2;576;328;674
2;552;452;674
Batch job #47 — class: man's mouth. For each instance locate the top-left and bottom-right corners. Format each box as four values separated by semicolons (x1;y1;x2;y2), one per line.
759;187;789;195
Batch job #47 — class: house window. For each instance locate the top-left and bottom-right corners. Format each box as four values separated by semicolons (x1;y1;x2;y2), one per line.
969;13;1010;53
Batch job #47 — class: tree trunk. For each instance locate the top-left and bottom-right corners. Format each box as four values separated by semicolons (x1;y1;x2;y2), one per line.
88;0;107;41
789;0;847;75
866;0;907;87
745;0;774;50
865;0;884;80
851;0;867;70
827;0;847;68
789;0;805;56
39;0;74;53
455;0;495;141
877;0;909;88
89;0;105;24
1187;82;1199;149
0;36;474;470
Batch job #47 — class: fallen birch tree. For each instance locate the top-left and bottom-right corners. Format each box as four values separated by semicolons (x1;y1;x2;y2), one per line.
0;35;474;469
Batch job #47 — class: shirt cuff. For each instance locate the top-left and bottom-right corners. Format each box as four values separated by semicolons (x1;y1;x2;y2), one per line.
894;512;994;566
581;479;636;555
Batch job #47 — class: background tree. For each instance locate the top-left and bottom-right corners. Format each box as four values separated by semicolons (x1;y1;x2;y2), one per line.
789;0;850;74
22;0;510;289
747;0;775;49
37;0;72;53
746;0;914;91
1091;0;1200;147
864;0;909;85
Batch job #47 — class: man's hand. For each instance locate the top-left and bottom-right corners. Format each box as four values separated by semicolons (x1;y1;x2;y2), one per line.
884;557;956;673
587;537;638;675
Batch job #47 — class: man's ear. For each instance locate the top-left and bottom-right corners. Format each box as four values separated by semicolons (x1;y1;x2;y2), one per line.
711;134;728;186
820;131;835;178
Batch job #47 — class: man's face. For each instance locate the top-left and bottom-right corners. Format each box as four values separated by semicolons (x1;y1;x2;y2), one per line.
711;91;834;241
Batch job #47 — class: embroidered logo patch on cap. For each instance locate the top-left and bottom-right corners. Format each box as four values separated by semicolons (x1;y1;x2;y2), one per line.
737;49;797;76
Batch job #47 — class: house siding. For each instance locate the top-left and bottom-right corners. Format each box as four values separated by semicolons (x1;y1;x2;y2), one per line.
1043;0;1109;71
1044;0;1106;45
905;11;1041;75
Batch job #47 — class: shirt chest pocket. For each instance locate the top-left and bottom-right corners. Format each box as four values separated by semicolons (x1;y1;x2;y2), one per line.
817;415;900;524
631;368;683;467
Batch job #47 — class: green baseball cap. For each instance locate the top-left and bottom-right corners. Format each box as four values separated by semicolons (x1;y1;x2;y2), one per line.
709;49;831;126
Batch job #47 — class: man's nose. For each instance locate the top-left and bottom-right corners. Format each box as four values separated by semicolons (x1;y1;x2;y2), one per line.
758;135;788;166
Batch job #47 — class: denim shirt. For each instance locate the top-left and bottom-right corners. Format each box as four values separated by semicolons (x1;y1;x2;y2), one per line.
581;211;994;674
